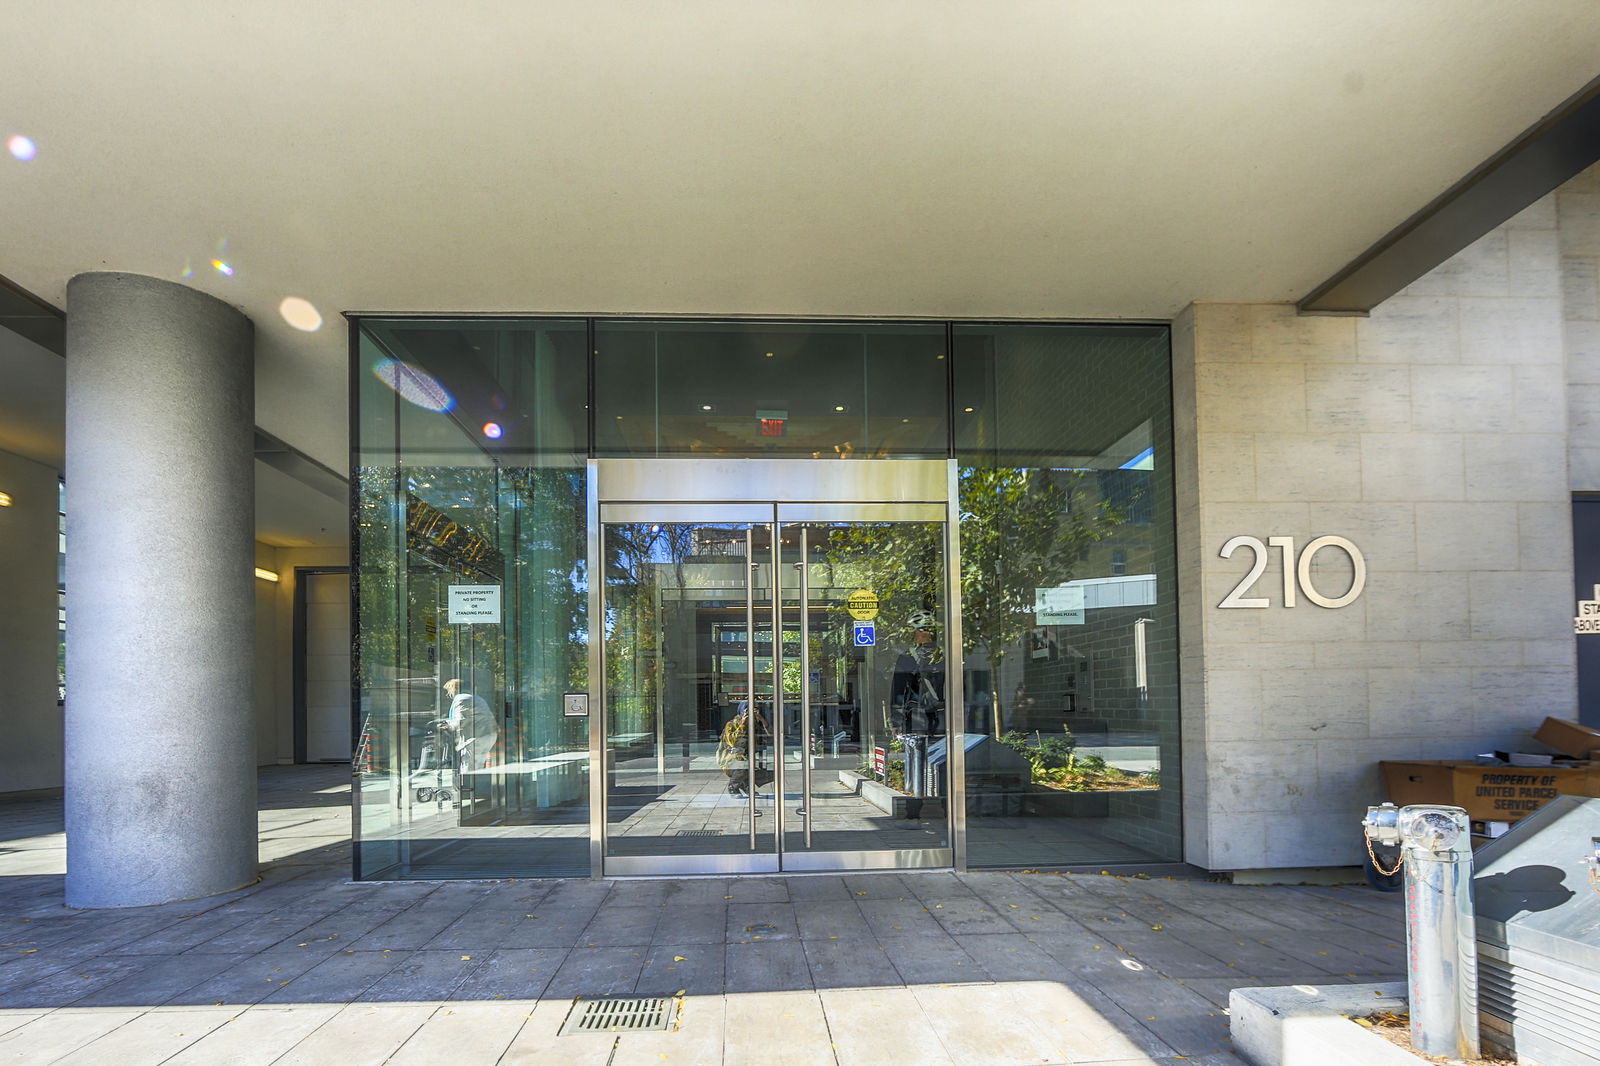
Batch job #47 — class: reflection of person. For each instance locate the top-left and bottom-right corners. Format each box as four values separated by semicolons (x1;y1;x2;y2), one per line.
717;704;773;798
442;678;499;769
890;609;944;736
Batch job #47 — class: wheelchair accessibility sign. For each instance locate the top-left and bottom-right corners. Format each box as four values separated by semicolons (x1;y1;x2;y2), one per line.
852;621;876;647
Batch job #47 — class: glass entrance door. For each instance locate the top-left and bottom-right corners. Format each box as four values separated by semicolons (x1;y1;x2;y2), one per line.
599;504;952;876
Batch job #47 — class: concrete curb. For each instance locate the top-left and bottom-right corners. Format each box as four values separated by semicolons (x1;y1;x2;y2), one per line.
1230;981;1415;1066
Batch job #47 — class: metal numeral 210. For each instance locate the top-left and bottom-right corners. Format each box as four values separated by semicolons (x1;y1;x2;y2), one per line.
1217;535;1366;609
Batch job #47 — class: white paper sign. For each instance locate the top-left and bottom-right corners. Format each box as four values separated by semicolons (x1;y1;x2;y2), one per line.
448;585;502;624
1575;584;1600;634
1034;584;1084;625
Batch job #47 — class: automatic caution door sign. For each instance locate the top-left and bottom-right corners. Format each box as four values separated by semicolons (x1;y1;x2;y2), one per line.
846;589;879;620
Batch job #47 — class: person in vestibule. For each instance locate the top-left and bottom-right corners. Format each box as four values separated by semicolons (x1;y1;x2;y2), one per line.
442;677;500;770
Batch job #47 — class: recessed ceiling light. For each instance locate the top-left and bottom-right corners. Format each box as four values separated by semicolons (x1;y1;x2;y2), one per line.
833;405;847;412
700;404;714;411
278;296;322;332
964;407;974;413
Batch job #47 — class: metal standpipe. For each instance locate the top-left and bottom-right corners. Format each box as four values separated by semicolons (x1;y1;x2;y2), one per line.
1362;802;1480;1060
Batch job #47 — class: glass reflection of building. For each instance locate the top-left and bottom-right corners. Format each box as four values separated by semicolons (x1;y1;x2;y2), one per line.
353;318;1177;880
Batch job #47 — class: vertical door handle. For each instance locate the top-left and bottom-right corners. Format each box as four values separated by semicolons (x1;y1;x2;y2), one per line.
745;527;757;848
797;526;812;847
770;523;785;847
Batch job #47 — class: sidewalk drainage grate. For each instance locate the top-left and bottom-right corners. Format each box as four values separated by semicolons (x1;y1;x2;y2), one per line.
676;829;719;836
560;996;674;1034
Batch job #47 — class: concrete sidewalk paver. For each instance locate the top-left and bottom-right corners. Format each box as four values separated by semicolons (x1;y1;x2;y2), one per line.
724;990;833;1066
385;1002;533;1066
0;1010;142;1064
913;982;1071;1064
270;1002;434;1066
160;1005;341;1066
0;765;1406;1065
820;986;957;1066
0;1013;45;1042
48;1006;236;1066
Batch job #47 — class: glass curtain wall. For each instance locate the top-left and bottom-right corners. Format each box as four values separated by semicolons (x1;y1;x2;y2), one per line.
594;320;947;459
353;316;1178;877
953;324;1179;865
354;319;590;879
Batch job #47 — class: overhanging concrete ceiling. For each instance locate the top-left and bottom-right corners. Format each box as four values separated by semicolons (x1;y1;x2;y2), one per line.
2;2;1598;470
0;318;346;548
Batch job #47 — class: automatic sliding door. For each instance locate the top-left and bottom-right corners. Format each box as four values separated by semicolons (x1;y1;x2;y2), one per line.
776;510;952;870
601;512;779;874
598;498;954;875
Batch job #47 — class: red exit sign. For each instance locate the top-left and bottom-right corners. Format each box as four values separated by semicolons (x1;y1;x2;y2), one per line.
759;418;786;436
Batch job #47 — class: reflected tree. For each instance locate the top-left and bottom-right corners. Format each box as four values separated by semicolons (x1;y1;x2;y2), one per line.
827;466;1123;729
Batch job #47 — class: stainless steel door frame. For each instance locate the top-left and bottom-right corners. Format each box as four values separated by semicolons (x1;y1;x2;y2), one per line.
776;513;954;873
596;511;781;878
586;463;604;879
587;459;966;878
944;460;968;873
595;458;947;505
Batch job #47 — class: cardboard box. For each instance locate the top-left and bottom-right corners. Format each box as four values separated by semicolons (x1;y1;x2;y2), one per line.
1531;716;1600;760
1379;760;1600;822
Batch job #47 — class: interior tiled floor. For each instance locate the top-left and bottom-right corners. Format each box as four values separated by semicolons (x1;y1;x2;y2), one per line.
0;765;1404;1065
368;740;1169;875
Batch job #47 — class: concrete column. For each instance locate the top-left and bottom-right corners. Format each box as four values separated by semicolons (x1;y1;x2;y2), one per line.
64;273;257;908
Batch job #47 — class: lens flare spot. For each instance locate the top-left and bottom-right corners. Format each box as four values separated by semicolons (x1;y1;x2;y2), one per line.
211;259;234;277
372;357;454;412
278;296;322;332
7;135;37;161
482;421;503;439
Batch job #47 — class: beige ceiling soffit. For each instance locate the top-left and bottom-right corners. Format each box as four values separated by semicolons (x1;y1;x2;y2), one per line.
254;427;347;502
1300;72;1600;315
0;274;64;355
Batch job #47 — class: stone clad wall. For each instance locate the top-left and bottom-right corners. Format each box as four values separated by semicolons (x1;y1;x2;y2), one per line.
1563;161;1600;487
1176;189;1577;870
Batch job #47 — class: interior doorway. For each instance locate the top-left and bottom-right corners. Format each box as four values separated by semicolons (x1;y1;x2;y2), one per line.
295;568;351;763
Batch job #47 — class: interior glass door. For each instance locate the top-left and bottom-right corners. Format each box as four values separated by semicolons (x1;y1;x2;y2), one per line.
599;502;951;875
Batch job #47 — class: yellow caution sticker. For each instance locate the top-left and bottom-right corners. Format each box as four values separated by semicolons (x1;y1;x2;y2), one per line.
845;589;879;620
